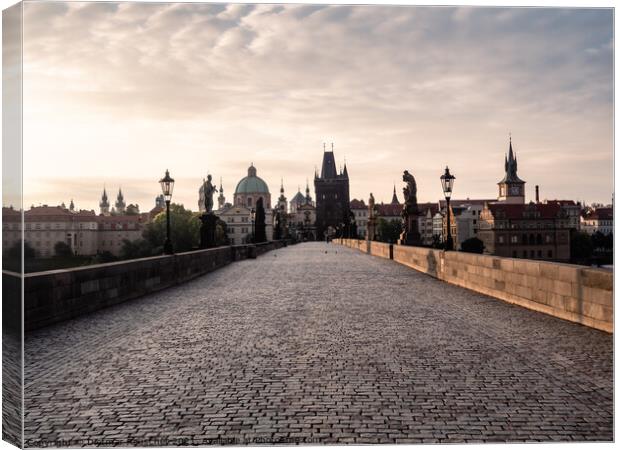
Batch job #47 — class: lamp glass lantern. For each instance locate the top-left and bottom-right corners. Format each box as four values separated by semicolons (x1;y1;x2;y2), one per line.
440;166;455;199
159;169;175;202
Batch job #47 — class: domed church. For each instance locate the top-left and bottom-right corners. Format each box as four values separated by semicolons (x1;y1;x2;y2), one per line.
234;163;271;209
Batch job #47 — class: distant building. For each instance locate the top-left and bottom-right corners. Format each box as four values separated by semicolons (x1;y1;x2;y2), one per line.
234;164;272;209
217;164;273;241
543;199;581;231
581;207;613;235
218;205;254;245
417;202;439;246
439;199;491;249
497;137;526;204
350;199;367;238
289;182;316;241
478;202;571;261
2;203;146;258
314;145;350;239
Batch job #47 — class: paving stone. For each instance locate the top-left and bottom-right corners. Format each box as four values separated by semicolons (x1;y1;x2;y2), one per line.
22;242;612;446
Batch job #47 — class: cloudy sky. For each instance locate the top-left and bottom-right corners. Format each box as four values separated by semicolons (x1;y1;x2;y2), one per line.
20;1;613;212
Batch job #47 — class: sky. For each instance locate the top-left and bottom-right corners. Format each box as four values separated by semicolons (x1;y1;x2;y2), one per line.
17;1;613;212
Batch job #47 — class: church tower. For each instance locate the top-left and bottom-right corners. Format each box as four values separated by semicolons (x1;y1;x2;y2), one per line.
217;178;226;210
277;179;287;212
99;187;110;216
115;188;126;214
497;136;526;204
391;185;399;204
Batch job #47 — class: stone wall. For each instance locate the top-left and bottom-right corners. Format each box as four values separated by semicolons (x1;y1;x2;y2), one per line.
16;241;289;331
370;241;391;259
337;239;613;333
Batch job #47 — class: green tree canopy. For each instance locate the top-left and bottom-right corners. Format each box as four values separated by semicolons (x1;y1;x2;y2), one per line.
570;231;593;260
54;241;73;257
377;219;402;243
143;203;200;253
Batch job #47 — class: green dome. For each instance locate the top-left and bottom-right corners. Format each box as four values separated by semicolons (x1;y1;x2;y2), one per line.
234;165;270;194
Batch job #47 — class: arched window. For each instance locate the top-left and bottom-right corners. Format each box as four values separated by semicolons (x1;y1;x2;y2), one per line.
536;234;542;245
247;197;252;207
529;234;535;245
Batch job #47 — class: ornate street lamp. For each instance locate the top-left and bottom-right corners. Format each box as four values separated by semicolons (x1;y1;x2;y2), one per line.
159;169;175;254
250;208;256;243
440;166;455;251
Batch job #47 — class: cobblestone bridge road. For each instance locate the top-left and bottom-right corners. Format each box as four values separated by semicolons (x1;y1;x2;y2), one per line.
25;242;613;445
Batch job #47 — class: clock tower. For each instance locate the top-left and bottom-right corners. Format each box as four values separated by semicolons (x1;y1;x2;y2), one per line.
497;136;525;204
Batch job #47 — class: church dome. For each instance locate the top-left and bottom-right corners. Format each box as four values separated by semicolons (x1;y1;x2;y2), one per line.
235;164;270;194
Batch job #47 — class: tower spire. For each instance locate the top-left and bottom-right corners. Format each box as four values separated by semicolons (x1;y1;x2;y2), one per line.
391;184;399;204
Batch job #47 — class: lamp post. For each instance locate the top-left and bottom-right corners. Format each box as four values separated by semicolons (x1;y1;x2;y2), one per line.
440;166;455;251
250;208;256;243
159;169;175;254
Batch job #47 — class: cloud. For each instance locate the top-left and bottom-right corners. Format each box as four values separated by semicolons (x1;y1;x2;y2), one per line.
20;3;613;211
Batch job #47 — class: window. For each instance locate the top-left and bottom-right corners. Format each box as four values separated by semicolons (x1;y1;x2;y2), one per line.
247;197;252;207
512;250;517;258
498;236;504;244
523;250;527;258
537;250;542;258
530;250;535;258
548;250;553;258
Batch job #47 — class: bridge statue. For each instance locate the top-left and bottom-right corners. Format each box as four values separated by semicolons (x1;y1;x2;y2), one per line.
399;170;421;246
367;193;377;242
200;174;220;249
202;174;218;213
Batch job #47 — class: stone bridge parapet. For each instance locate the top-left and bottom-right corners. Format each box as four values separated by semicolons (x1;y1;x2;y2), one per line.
337;239;612;333
5;240;291;331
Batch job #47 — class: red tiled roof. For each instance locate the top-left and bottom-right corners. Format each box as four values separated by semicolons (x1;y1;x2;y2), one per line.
544;199;578;206
376;203;402;217
584;208;613;220
439;199;495;209
350;199;366;209
487;202;561;220
417;202;439;216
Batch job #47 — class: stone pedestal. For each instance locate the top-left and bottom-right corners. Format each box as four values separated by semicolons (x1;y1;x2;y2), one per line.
200;213;218;249
367;217;377;242
399;213;421;246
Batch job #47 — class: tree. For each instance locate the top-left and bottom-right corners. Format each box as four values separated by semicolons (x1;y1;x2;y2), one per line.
93;251;118;264
460;237;484;254
125;204;140;215
570;231;593;260
142;203;200;253
120;238;155;260
377;219;402;243
6;241;35;260
215;219;229;246
54;241;73;257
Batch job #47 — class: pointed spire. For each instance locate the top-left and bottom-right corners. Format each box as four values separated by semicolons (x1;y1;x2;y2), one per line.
280;177;284;194
219;176;223;193
391;185;399;204
331;142;334;152
305;178;309;193
323;142;326;152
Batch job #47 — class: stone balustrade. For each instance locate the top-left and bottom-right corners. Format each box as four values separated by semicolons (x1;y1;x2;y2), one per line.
337;238;613;333
5;241;290;331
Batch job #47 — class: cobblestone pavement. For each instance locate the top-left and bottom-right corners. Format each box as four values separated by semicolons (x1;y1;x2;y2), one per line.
24;242;613;446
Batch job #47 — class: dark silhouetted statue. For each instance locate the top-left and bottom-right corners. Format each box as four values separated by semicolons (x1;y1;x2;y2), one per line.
255;198;267;243
399;169;421;246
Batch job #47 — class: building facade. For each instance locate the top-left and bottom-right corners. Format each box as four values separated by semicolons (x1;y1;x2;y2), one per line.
2;204;146;258
350;199;367;238
314;147;350;239
478;202;571;261
581;207;613;235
